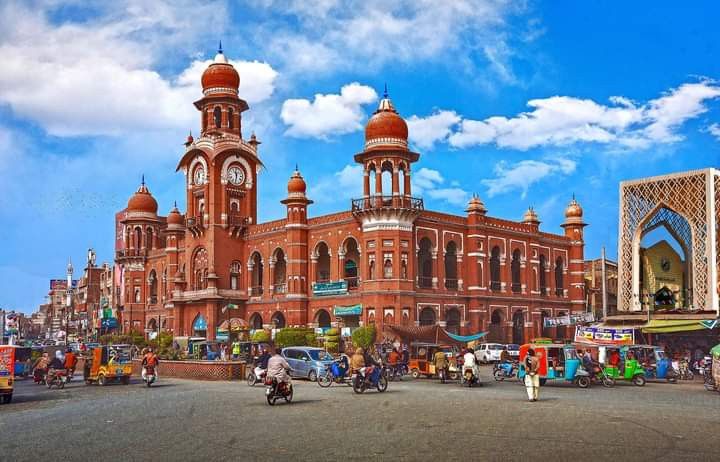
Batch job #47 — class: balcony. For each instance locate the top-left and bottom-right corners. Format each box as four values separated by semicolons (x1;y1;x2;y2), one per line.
115;248;148;259
445;278;458;290
511;283;522;293
228;213;248;227
351;195;424;212
417;277;433;289
273;283;287;295
250;286;263;297
555;288;564;297
540;287;548;296
490;281;502;292
345;277;359;290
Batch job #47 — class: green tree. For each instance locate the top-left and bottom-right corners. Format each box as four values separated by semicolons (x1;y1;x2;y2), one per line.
251;330;271;343
274;327;316;348
351;325;376;350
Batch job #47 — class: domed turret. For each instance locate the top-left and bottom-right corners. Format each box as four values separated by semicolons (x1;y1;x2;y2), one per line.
563;195;584;226
465;194;487;214
127;176;158;214
364;86;408;151
522;206;540;225
287;166;307;196
200;42;239;96
167;202;183;226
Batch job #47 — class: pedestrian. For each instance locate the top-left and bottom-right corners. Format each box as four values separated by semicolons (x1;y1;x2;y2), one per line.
524;348;540;402
232;339;240;360
220;343;228;361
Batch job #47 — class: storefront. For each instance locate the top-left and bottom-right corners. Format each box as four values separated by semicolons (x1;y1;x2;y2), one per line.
334;304;362;335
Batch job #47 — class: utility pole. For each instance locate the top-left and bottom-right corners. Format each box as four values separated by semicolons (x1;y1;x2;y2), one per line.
1;308;5;345
601;247;608;321
67;259;74;343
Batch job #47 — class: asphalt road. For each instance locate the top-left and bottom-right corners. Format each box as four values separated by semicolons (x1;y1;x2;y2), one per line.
1;368;719;462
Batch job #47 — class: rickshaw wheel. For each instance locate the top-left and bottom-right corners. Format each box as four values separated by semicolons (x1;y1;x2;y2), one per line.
667;376;677;384
85;379;92;385
98;375;107;386
121;376;130;385
632;375;646;387
602;377;615;388
577;376;590;388
46;379;53;389
493;370;505;381
410;368;421;379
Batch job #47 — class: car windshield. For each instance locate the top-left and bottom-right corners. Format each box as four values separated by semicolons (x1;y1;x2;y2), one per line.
309;350;333;361
109;348;131;364
507;344;519;350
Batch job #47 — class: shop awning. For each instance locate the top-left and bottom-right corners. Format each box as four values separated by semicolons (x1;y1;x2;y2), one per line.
384;324;487;345
218;318;249;332
641;319;717;333
445;331;487;343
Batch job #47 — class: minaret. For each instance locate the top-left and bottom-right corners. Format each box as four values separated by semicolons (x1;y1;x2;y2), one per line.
562;196;587;308
281;167;313;325
66;259;74;311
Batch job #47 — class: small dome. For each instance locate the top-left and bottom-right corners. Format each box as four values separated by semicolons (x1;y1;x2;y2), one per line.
364;89;408;150
522;206;540;224
465;194;487;214
127;179;158;214
200;45;239;94
565;196;583;218
287;168;306;195
167;203;183;225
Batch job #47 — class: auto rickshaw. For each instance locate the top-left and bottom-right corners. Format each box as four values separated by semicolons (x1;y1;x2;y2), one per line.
596;345;646;386
11;346;33;377
627;345;677;383
84;345;132;386
192;341;221;360
0;346;14;403
518;342;591;388
408;343;459;379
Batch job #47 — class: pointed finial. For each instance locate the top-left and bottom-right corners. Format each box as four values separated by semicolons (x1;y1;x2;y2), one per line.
218;40;223;54
174;200;177;208
572;192;575;201
295;163;299;171
141;174;145;186
383;82;388;99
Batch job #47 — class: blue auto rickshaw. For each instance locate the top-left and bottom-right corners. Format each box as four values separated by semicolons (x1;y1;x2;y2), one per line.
518;342;592;388
627;345;677;383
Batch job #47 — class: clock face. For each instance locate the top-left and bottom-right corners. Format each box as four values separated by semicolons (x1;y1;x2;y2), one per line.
193;167;206;185
227;166;245;185
661;257;670;272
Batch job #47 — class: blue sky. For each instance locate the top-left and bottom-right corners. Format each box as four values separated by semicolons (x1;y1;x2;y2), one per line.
1;1;719;313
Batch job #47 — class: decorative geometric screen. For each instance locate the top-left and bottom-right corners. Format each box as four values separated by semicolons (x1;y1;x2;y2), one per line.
618;169;718;313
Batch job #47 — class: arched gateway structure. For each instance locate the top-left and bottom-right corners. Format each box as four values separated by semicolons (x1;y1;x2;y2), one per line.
114;47;587;343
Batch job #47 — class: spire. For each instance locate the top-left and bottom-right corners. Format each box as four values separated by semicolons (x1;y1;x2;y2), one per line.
218;40;223;54
174;200;177;208
141;174;145;186
295;163;299;172
383;82;388;99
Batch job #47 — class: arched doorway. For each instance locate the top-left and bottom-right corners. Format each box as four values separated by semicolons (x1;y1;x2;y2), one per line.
445;308;461;334
444;241;458;289
419;307;436;326
540;310;551;338
316;309;331;328
418;237;433;288
147;318;157;330
249;313;263;330
488;309;504;343
271;312;286;329
512;310;524;345
192;314;207;338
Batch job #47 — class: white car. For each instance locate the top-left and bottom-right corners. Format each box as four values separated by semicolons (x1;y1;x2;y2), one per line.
475;343;505;363
505;344;520;359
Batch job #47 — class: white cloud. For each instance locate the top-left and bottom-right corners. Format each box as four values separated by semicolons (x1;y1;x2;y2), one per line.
411;167;469;206
446;81;720;151
0;1;278;136
280;83;378;138
707;123;720;140
407;110;461;149
481;158;577;198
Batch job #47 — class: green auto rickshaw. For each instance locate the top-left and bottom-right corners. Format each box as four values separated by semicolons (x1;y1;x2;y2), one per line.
600;345;646;386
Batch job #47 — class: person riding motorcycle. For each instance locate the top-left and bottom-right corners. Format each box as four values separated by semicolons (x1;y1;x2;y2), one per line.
463;348;479;383
64;348;77;379
33;352;50;383
47;351;65;382
434;349;448;380
267;348;292;392
253;348;271;380
141;348;160;381
350;347;365;373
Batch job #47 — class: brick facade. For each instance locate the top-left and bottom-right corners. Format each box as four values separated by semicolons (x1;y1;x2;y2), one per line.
114;49;587;345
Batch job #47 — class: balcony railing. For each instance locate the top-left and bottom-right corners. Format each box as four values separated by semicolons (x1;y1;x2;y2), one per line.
149;296;158;304
417;277;433;289
186;215;204;228
250;286;263;297
555;288;564;297
116;249;148;259
490;281;502;292
273;283;287;295
351;195;424;212
511;283;522;293
540;287;548;296
345;277;359;289
445;278;458;290
228;213;248;227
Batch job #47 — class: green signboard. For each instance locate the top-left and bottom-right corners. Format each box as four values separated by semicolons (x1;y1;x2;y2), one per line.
334;304;362;316
313;280;348;296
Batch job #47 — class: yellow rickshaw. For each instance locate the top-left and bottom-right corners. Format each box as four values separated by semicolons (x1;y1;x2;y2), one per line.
84;345;132;386
0;346;15;403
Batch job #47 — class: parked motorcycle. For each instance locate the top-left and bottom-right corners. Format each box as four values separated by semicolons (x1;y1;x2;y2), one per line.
493;361;518;382
265;377;293;405
144;365;157;387
247;367;266;387
352;366;388;394
46;369;67;389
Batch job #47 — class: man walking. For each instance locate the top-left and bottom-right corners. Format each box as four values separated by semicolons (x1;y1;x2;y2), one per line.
524;348;540;402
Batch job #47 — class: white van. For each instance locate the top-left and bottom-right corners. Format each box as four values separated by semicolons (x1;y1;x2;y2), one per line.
475;343;505;363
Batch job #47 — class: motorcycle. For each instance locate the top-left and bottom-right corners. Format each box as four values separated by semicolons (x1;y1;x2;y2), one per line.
46;369;67;389
33;368;47;385
143;365;157;387
247;366;267;387
462;366;480;388
318;360;350;387
352;366;388;394
493;361;518;381
265;377;293;405
678;360;694;381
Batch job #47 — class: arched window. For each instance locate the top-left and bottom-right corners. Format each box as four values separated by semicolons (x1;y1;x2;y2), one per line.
383;259;393;279
135;227;142;250
316;310;331;328
315;242;330;282
213;106;221;128
512;310;525;344
192;248;208;291
249;313;263;330
444;241;458;289
539;254;547;295
555;257;564;296
146;227;154;250
419;307;436;326
250;252;263;296
489;309;504;343
228;107;234;129
418;237;433;288
368;259;375;280
192;314;207;337
401;259;408;279
490;246;501;291
273;249;287;294
162;268;167;299
230;261;241;291
540;310;551;338
343;238;360;289
445;308;461;334
271;312;286;329
148;270;157;304
511;249;521;293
